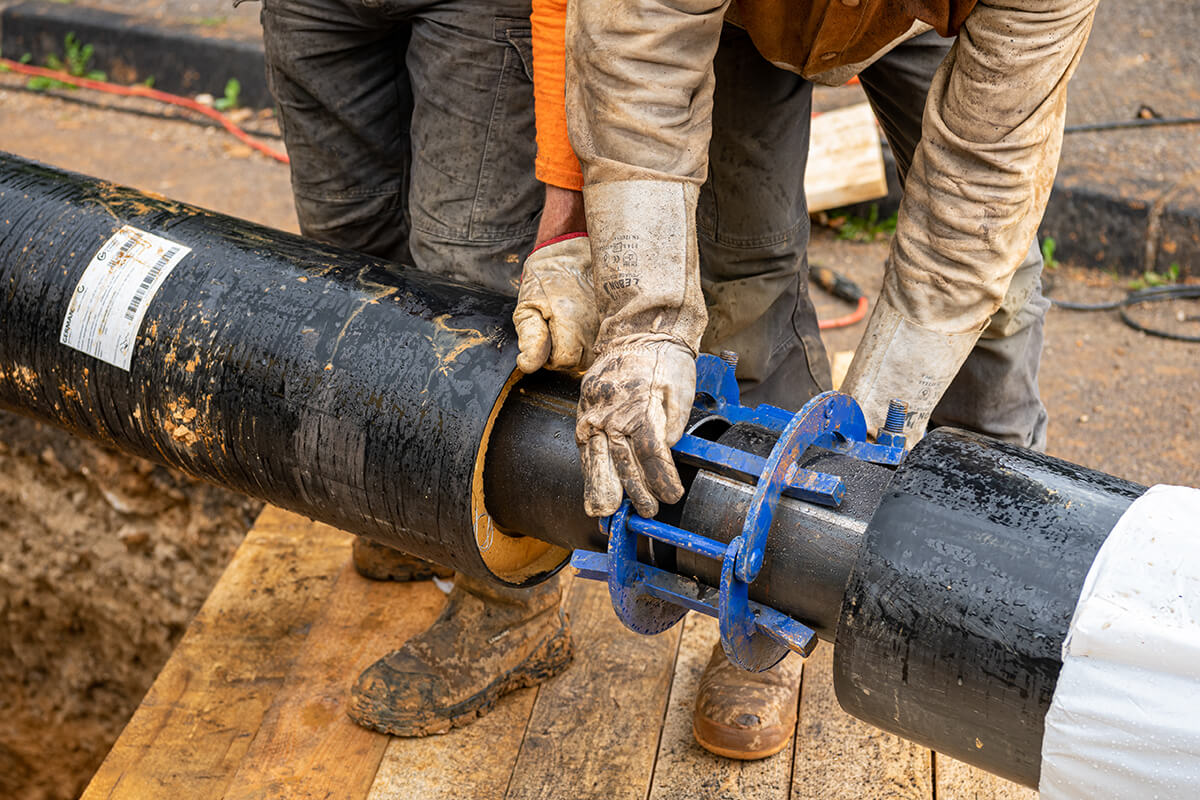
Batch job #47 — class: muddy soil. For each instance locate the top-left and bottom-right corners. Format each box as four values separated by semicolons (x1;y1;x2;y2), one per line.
0;86;293;800
1;80;1198;800
0;421;261;800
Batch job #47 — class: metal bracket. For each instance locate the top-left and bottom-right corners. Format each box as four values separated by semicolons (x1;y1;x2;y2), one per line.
570;353;909;671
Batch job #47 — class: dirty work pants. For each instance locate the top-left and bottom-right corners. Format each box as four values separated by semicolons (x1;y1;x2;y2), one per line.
260;0;541;296
710;26;1049;449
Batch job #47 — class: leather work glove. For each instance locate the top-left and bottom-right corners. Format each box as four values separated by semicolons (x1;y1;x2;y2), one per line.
577;337;695;518
840;296;983;441
575;179;707;519
513;234;598;373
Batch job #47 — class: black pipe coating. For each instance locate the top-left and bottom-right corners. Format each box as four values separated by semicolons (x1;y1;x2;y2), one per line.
0;152;566;585
835;428;1146;787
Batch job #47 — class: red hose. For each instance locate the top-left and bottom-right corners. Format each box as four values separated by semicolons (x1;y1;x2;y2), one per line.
818;295;869;330
0;58;289;164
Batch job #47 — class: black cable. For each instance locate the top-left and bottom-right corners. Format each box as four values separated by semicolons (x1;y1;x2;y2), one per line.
1120;285;1200;343
1049;282;1200;343
1064;116;1200;134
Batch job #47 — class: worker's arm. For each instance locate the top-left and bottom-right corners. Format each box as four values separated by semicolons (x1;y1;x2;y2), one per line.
842;0;1100;437
562;0;727;517
513;0;596;374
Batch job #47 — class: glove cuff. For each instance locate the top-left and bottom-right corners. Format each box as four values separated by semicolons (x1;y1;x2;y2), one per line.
582;179;707;355
840;297;983;441
596;332;698;360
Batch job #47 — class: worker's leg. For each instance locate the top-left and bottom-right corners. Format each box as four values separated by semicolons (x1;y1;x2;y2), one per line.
261;0;415;263
311;0;567;736
698;24;831;412
262;0;445;582
689;25;819;763
858;30;1050;449
402;0;542;294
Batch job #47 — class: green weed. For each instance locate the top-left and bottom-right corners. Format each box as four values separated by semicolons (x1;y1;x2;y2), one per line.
1041;236;1060;271
830;204;897;243
1127;262;1181;290
26;32;105;91
213;78;241;111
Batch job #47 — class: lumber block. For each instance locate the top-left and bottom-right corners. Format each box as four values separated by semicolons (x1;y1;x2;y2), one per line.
805;103;888;214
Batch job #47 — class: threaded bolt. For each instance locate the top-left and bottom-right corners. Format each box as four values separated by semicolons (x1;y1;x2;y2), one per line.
884;399;908;433
719;350;739;368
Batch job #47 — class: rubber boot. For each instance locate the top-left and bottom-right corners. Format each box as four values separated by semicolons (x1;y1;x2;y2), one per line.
348;572;573;736
692;642;804;760
352;536;454;582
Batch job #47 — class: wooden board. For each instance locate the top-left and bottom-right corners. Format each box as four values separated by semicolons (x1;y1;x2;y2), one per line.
648;613;793;800
81;507;352;800
791;643;933;800
220;558;445;800
87;507;1022;800
804;103;889;213
504;576;683;800
935;754;1039;800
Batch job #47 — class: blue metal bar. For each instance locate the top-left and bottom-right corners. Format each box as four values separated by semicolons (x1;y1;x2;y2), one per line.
625;514;728;562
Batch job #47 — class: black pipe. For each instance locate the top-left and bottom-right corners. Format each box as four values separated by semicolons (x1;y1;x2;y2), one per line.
835;428;1146;787
1;153;1166;788
0;152;566;585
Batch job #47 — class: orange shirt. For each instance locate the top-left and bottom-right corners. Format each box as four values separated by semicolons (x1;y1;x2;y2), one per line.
531;0;584;191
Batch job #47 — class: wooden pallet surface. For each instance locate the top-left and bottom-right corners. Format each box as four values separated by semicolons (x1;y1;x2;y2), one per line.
84;507;1036;800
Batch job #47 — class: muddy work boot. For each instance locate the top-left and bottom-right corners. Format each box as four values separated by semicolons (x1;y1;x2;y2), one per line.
352;536;455;582
348;572;573;736
692;642;804;760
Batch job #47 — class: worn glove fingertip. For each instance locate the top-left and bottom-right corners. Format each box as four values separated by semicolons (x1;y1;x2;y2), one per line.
514;316;551;374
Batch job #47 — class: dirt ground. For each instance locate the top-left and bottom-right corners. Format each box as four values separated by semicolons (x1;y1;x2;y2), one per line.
0;81;1197;800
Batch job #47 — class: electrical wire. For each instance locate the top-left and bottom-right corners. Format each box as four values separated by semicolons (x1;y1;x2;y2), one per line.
0;78;285;140
0;58;289;163
810;265;870;329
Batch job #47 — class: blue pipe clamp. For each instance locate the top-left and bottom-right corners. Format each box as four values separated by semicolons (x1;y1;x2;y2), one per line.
571;353;909;672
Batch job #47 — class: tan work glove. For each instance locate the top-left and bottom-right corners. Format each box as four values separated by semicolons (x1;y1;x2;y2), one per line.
576;180;707;519
577;337;696;517
513;234;598;373
840;297;982;441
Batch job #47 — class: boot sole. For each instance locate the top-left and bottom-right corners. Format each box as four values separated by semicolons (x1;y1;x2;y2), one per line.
347;617;574;737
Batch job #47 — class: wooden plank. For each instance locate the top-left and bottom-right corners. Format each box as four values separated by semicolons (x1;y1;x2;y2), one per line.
804;103;888;213
935;753;1039;800
505;575;683;800
367;686;537;800
791;643;933;800
81;507;352;800
648;613;794;800
220;552;447;800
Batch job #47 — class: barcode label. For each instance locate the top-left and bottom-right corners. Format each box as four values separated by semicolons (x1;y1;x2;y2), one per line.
60;225;192;371
125;245;180;321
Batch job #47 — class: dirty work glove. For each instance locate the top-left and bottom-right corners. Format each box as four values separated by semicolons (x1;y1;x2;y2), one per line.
513;234;597;374
576;337;695;518
575;179;707;519
840;296;983;441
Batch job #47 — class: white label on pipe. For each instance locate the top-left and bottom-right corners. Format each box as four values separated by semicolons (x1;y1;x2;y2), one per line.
1039;484;1200;799
60;225;192;371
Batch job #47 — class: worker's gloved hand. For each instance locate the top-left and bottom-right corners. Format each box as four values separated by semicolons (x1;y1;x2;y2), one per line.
576;336;695;518
574;179;707;519
513;234;598;373
840;296;983;441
